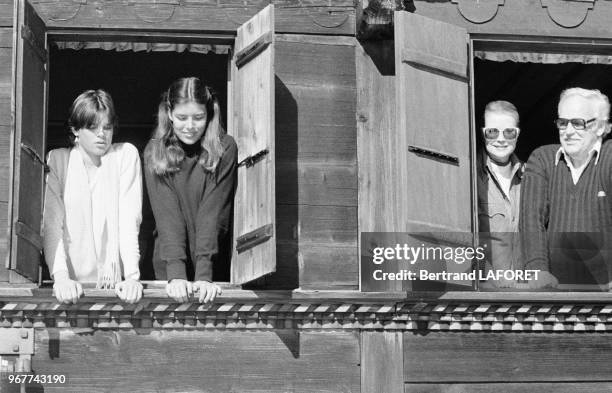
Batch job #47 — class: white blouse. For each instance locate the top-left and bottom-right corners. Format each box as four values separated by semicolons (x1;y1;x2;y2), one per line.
43;143;143;287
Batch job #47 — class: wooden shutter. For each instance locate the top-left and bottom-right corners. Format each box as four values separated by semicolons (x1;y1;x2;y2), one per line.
8;0;48;282
394;11;471;233
394;12;472;290
360;12;473;292
229;4;275;285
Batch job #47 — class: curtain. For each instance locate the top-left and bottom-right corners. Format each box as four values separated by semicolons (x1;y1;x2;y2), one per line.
475;51;612;64
53;41;231;54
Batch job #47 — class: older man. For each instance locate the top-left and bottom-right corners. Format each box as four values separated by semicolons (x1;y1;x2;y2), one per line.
520;88;612;288
478;101;523;288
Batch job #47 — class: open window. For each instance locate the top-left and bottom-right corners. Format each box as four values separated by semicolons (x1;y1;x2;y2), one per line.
361;11;612;292
473;39;612;291
6;1;277;287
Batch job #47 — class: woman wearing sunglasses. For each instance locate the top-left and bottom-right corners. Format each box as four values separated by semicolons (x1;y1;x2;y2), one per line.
477;100;523;288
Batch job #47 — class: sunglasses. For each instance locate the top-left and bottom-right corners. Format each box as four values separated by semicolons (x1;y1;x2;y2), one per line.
555;118;597;131
482;127;519;140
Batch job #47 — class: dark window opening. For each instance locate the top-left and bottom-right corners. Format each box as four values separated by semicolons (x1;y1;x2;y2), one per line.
44;46;232;282
474;57;612;291
474;58;612;161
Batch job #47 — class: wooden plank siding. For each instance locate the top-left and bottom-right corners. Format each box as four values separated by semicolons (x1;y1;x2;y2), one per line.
405;383;612;393
34;1;355;36
0;26;12;281
27;329;360;393
0;0;11;27
266;35;358;290
356;40;395;234
413;0;612;39
362;331;404;393
404;332;612;383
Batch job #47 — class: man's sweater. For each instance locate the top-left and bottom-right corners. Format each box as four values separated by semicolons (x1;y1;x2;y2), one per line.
520;141;612;283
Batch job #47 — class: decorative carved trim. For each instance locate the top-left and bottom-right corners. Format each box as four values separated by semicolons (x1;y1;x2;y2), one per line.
30;0;355;33
540;0;594;28
3;300;612;332
30;1;83;22
451;0;504;24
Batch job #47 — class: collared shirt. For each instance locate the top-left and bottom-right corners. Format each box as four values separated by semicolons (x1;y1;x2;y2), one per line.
477;153;523;277
555;139;602;184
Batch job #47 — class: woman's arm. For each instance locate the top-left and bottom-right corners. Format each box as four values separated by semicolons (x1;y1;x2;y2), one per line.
194;136;238;282
118;143;143;281
42;149;70;279
43;149;83;303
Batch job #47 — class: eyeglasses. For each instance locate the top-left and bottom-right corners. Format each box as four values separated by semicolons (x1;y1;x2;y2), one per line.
482;127;519;140
555;118;597;131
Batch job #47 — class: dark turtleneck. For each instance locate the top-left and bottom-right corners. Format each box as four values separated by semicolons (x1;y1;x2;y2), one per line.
145;134;237;282
180;140;202;158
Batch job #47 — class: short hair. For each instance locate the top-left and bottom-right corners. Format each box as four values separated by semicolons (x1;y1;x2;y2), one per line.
67;89;118;146
559;87;610;121
483;100;519;126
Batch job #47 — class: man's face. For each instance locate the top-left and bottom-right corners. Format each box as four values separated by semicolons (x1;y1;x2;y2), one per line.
483;112;518;164
558;95;604;161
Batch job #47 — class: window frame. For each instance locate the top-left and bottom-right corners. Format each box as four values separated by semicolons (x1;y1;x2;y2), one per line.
5;1;278;287
470;35;612;293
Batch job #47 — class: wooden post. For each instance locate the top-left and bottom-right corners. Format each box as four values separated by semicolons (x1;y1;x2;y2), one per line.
361;331;404;393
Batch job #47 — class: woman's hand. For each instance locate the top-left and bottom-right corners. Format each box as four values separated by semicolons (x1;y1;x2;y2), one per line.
166;279;193;303
193;281;222;303
53;277;83;304
115;279;143;304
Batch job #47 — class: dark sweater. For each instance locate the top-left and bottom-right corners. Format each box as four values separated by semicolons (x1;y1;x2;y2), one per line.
144;134;237;282
520;141;612;283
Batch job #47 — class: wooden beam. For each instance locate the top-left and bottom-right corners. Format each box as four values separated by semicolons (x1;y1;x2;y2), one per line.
29;330;360;392
405;383;612;393
404;332;612;382
38;2;356;36
362;331;404;393
48;30;235;44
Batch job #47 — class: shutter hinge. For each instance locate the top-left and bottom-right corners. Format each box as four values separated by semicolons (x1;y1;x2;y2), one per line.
21;142;49;172
15;221;43;251
236;223;273;253
238;148;269;168
235;31;273;68
408;145;459;165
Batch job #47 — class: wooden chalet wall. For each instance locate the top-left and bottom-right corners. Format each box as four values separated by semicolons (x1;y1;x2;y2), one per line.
274;34;358;290
3;1;612;393
0;0;360;288
0;0;11;282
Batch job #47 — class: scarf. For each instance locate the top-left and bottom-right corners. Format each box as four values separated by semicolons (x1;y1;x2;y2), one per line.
63;147;121;288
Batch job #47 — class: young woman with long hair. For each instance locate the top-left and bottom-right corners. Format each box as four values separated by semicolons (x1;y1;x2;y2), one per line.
144;77;237;303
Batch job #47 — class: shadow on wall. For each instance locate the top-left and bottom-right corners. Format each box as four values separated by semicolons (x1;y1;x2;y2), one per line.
243;76;299;290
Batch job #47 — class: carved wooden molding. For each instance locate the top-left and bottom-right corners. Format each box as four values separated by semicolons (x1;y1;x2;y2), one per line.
3;300;612;332
30;0;84;22
32;0;355;29
541;0;595;28
451;0;504;24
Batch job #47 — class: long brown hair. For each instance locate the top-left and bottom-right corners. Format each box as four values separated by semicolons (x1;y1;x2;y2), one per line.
145;77;225;175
